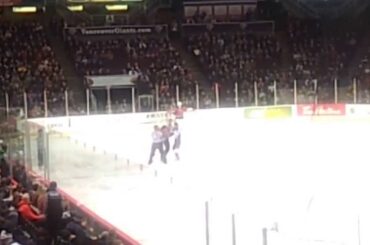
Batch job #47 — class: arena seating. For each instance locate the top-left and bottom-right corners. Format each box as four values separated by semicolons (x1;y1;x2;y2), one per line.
66;34;195;111
286;19;359;103
0;17;363;116
0;7;368;117
354;46;370;103
186;29;282;106
0;21;67;118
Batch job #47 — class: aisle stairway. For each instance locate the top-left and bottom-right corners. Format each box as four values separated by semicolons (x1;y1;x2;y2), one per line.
347;34;370;78
276;31;293;72
171;36;210;89
43;16;85;105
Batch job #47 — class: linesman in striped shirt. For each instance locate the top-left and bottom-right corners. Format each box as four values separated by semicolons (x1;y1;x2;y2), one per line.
148;125;167;164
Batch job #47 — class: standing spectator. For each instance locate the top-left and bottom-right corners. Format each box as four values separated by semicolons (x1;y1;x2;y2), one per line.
45;181;63;243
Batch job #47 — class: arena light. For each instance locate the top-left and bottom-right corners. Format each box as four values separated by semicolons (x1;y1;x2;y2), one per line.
105;4;128;10
66;0;88;3
100;0;141;1
67;5;84;11
12;6;37;13
68;0;140;2
91;0;140;2
91;0;118;2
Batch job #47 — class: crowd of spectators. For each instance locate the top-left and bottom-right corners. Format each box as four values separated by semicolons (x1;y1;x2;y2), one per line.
354;46;370;103
67;34;196;111
0;21;67;118
186;31;282;106
0;141;122;245
1;15;369;116
183;16;366;105
286;19;358;103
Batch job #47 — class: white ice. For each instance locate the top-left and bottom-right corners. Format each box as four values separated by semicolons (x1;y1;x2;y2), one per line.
30;115;370;245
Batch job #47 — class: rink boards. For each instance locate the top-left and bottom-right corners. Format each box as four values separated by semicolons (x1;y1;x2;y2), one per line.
25;103;370;134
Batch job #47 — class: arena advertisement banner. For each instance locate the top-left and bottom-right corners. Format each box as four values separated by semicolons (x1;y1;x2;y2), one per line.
265;106;292;119
145;111;171;123
244;106;292;119
68;25;168;36
244;107;265;119
297;104;345;116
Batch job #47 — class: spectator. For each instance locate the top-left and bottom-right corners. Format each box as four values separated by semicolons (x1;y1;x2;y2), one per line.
0;203;18;233
17;193;45;223
45;181;63;242
56;229;74;245
66;213;90;245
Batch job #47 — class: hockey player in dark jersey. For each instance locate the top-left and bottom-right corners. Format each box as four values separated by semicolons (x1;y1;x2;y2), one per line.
161;125;171;158
172;122;181;161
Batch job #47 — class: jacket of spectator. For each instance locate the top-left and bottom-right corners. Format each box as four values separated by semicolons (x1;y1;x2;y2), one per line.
56;229;73;245
66;214;89;245
0;206;18;232
46;181;63;241
0;158;9;178
18;194;44;222
45;181;63;219
32;185;47;213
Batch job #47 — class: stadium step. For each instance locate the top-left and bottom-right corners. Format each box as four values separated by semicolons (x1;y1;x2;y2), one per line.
171;37;211;89
43;17;85;104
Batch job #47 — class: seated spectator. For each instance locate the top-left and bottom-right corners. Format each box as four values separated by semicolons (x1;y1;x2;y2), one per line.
13;164;29;189
0;230;17;244
0;203;18;233
56;229;74;245
66;213;90;245
17;193;45;223
31;183;47;214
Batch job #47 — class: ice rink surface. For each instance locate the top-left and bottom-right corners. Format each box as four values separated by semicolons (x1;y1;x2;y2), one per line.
30;115;370;245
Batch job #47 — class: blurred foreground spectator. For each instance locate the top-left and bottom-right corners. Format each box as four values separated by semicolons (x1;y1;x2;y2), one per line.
0;140;125;244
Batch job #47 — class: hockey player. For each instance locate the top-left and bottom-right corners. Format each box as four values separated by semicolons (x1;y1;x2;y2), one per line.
172;122;181;161
161;125;171;158
174;101;185;119
148;125;166;164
